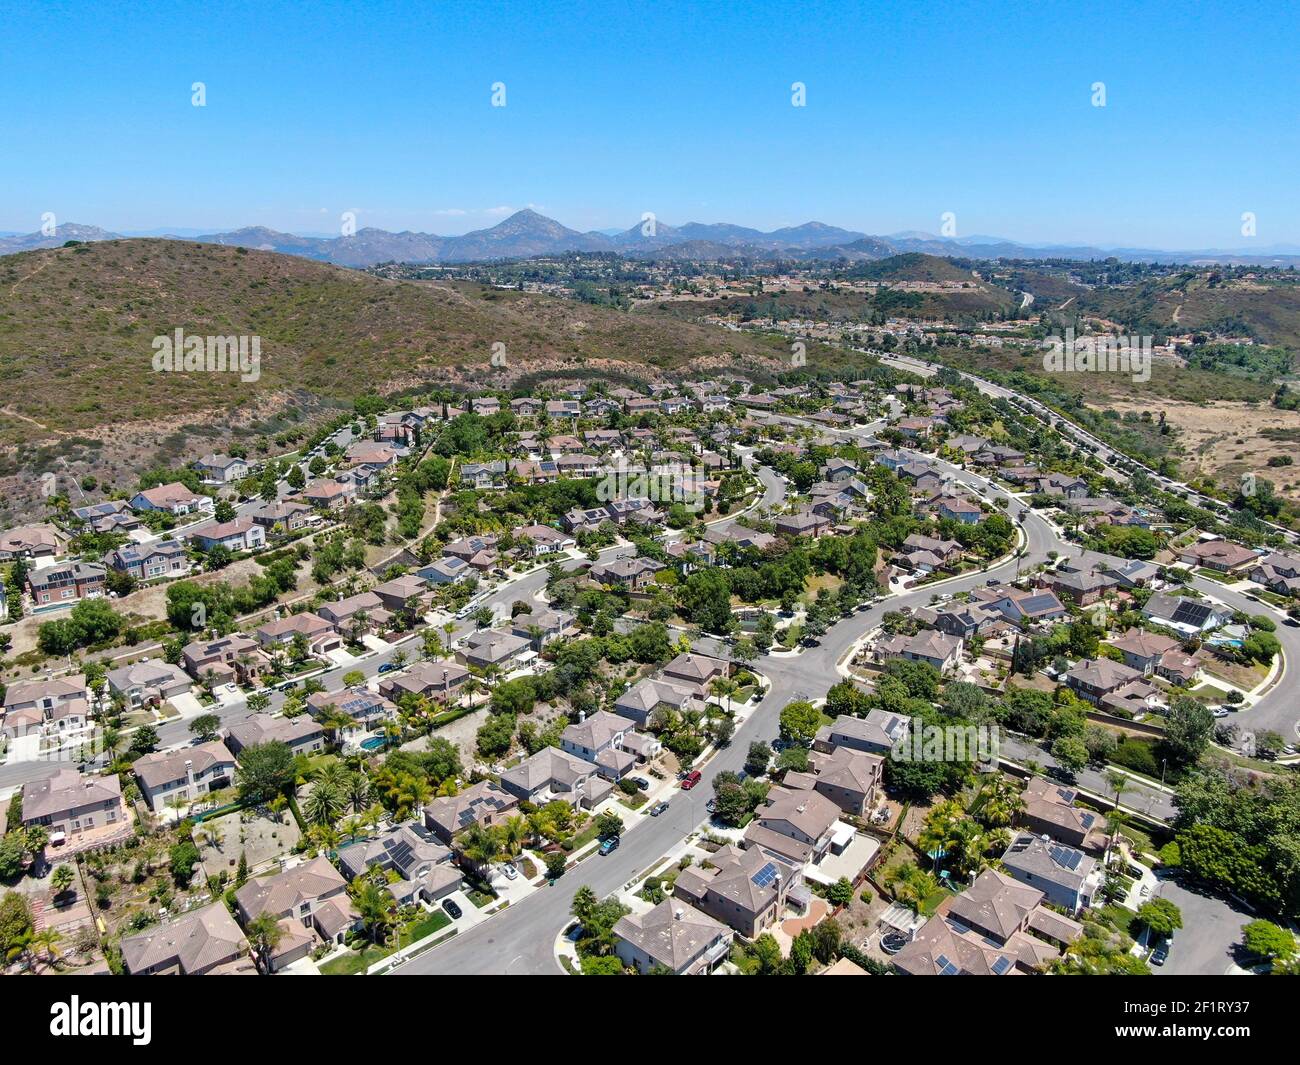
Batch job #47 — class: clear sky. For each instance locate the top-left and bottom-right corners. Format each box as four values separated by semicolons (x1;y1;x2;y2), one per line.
2;0;1297;248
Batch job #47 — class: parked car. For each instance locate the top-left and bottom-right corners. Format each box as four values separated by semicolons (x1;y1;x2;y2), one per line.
441;898;463;920
680;770;702;790
501;862;518;881
649;801;670;817
599;836;620;856
1150;941;1169;966
378;662;397;674
705;798;717;813
631;776;650;791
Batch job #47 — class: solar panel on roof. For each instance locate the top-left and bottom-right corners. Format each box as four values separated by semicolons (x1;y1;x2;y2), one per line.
991;956;1013;975
935;953;960;975
751;862;778;888
1048;844;1083;871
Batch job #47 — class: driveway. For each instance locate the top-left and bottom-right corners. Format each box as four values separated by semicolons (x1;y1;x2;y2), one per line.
1152;873;1255;975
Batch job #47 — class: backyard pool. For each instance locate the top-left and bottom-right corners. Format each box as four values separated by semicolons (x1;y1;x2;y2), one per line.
360;736;387;752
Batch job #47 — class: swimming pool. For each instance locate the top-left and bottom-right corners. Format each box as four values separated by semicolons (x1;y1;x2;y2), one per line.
360;736;387;752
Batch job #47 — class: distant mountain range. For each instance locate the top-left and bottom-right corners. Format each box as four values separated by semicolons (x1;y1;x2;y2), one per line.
3;210;1299;267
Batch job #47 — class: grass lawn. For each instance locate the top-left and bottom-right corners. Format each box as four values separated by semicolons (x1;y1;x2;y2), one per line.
319;943;391;976
618;792;648;811
400;910;452;944
1101;904;1137;937
466;888;495;909
568;822;601;854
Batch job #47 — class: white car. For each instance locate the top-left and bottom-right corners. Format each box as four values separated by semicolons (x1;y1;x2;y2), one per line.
500;863;519;881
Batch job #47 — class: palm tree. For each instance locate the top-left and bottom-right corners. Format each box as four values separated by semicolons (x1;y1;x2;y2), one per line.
442;622;456;657
1105;770;1129;863
710;676;739;715
500;815;529;858
245;912;285;972
29;927;63;972
303;779;346;827
978;776;1024;829
344;771;371;814
458;824;502;873
571;885;598;926
353;879;396;945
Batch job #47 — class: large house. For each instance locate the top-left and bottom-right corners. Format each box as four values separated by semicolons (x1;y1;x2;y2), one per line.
1000;833;1102;913
423;780;519;845
614;898;734;975
782;746;883;817
814;709;910;757
130;483;214;516
1178;539;1258;574
133;741;238;813
378;661;470;705
673;843;799;938
235;856;359;948
72;501;141;535
561;710;660;781
189;518;265;553
28;561;107;607
106;540;191;582
192;453;250;485
614;676;701;727
2;675;92;741
892;868;1082;975
1142;591;1232;636
255;612;342;657
224;713;325;757
743;785;843;866
1063;658;1160;715
875;630;963;674
1250;552;1300;597
458;628;533;673
1019;778;1105;851
337;823;462;908
20;768;131;853
181;633;271;687
499;746;613;809
316;590;391;636
105;660;193;708
305;688;397;741
120;902;251;975
0;523;61;561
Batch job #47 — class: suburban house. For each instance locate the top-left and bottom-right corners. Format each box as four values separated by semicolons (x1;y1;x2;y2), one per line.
1063;658;1160;714
423;780;519;844
1178;539;1258;574
371;574;429;614
223;713;325;757
972;585;1067;625
72;501;142;535
892;868;1082;975
1019;778;1105;851
192;453;250;485
247;498;315;534
561;710;660;781
499;746;613;809
875;630;963;674
235;855;359;948
510;608;571;649
316;590;392;637
189;518;266;553
513;524;576;556
661;651;728;696
1042;566;1116;606
614;676;701;727
181;633;271;687
105;660;193;708
255;612;342;657
458;628;534;673
1142;592;1232;636
301;478;356;510
133;741;238;813
120;902;251;975
28;561;107;607
814;709;910;757
673;843;799;939
20;768;131;853
614;898;734;975
0;523;61;561
1000;833;1103;913
130;483;214;516
783;746;883;817
902;533;962;566
774;509;831;539
378;661;471;705
337;823;462;908
106;540;191;582
418;557;474;585
305;688;397;740
2;675;92;741
587;556;664;591
1250;552;1300;596
743;785;844;866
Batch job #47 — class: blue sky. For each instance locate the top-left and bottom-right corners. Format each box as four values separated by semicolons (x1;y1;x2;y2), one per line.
2;0;1297;248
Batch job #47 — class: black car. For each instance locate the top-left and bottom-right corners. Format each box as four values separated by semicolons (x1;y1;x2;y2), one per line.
631;776;651;791
441;898;463;920
649;801;670;817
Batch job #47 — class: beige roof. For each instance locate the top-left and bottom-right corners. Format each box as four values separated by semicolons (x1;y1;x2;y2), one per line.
133;741;236;790
21;768;121;822
613;899;730;971
120;902;246;975
234;855;347;921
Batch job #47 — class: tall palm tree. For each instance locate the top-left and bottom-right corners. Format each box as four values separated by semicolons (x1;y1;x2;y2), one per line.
28;927;63;972
571;885;598;926
1105;770;1129;864
303;779;346;826
245;912;285;972
500;815;529;858
458;824;502;873
710;676;739;715
354;879;396;945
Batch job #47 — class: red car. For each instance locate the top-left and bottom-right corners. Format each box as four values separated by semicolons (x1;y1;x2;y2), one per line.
680;770;702;790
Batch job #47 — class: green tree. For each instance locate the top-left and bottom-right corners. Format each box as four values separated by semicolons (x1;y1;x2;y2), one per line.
778;700;821;745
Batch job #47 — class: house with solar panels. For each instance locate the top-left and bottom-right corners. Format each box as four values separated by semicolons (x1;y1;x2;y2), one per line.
1019;778;1106;851
305;688;397;747
336;822;462;908
673;843;800;939
1000;833;1103;913
891;868;1083;976
423;780;519;845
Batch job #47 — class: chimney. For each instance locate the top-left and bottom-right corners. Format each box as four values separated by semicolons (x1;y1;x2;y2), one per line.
674;908;684;921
